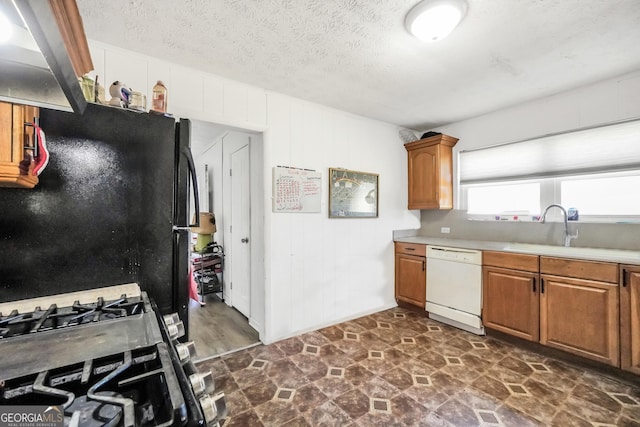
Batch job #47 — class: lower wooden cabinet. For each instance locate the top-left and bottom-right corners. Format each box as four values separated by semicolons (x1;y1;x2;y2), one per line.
483;251;540;342
483;266;539;342
539;274;619;366
484;252;621;368
539;257;620;366
620;265;640;374
395;242;426;308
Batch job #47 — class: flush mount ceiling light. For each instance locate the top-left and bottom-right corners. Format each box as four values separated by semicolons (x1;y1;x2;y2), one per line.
405;0;467;42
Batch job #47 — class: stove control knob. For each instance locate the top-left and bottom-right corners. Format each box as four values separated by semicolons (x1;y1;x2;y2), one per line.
167;321;185;340
200;392;228;425
175;341;197;362
189;371;215;396
163;313;181;326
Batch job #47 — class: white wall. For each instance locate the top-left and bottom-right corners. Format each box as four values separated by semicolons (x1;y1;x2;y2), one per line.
88;40;420;344
432;70;640;204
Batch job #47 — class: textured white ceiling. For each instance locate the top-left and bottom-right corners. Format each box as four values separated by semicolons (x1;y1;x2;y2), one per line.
76;0;640;129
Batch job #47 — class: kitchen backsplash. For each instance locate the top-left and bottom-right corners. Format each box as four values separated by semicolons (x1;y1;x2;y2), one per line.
419;210;640;251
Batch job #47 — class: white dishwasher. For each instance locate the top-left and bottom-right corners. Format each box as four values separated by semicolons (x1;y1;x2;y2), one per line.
425;245;484;335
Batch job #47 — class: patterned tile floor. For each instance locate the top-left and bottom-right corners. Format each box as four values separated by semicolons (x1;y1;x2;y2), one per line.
196;307;640;426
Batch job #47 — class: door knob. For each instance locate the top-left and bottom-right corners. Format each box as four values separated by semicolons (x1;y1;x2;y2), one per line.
241;237;249;243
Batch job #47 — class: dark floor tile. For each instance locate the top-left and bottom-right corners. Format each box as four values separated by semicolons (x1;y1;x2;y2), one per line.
196;357;230;378
404;386;450;410
454;388;502;411
429;371;466;396
619;416;640;426
222;390;252;418
298;330;331;346
495;404;543;427
333;339;370;362
275;336;305;355
223;350;253;372
248;344;286;361
317;325;344;341
352;315;379;330
265;358;309;388
253;400;299;426
359;374;402;399
380;368;414;390
314;376;355;399
231;366;269;389
292;383;328;414
391;393;433;425
289;353;328;381
471;374;511;401
505;394;558;424
333;389;370;419
434;398;480;426
344;364;376;387
212;373;240;395
417;350;448;369
550;410;593;427
221;409;264;426
242;379;278;407
559;395;619;424
460;352;494;372
498;355;535;376
523;377;567;406
572;382;622;413
304;400;352;427
280;416;311;427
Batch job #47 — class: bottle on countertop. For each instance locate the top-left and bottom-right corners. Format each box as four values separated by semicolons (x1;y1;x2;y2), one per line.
151;80;167;113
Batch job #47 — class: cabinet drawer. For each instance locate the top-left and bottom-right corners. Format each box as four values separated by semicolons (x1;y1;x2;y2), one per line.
483;251;539;272
540;256;618;283
394;242;426;257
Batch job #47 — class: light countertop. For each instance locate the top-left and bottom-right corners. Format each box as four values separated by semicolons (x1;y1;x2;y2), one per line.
394;236;640;265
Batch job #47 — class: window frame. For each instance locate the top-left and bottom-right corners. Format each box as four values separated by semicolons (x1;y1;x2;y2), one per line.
461;170;640;223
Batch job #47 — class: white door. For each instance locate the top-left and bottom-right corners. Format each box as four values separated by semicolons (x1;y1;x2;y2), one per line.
230;143;251;317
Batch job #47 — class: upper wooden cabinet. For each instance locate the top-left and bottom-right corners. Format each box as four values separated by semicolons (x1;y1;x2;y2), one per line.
620;265;640;375
404;134;458;210
0;102;39;188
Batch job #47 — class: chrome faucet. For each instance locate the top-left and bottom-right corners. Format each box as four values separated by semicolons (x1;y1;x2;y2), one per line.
539;204;579;247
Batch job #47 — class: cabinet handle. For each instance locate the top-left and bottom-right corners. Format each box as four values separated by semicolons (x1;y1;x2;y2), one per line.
622;269;628;287
405;247;415;251
540;277;545;294
23;119;39;160
422;260;425;271
532;277;536;293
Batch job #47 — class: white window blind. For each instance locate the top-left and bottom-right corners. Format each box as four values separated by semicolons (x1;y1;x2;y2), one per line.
459;119;640;184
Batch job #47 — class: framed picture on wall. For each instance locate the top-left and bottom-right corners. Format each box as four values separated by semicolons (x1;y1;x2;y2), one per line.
329;168;379;218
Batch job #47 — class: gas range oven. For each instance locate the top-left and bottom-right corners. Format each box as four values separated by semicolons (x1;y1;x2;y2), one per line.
0;284;227;426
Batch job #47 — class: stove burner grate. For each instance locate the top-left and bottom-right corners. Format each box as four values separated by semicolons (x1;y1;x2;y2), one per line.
0;295;145;339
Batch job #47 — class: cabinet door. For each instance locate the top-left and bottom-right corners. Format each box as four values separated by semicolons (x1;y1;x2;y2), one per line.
483;266;539;341
395;253;426;308
407;144;439;210
0;102;39;188
540;274;619;366
621;266;640;374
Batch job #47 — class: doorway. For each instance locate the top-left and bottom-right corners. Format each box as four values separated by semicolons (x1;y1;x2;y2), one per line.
188;120;264;361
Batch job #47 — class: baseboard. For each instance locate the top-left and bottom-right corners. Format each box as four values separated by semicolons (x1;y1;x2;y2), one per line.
262;301;398;345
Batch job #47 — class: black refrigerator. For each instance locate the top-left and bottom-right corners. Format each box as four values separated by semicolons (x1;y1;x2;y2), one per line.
0;103;199;335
